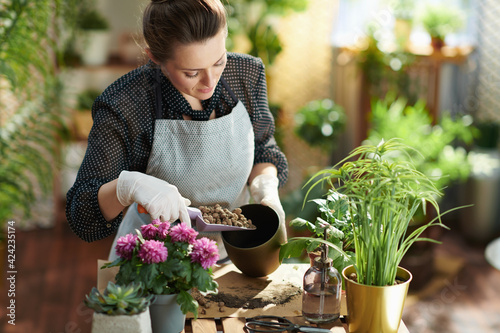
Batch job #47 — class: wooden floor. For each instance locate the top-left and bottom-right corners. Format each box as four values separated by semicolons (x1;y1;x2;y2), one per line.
0;209;114;333
1;210;500;333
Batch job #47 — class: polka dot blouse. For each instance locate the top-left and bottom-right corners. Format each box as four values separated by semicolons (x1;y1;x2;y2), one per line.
66;53;288;242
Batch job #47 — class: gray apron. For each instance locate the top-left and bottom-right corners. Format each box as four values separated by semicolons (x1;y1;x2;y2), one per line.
109;72;254;260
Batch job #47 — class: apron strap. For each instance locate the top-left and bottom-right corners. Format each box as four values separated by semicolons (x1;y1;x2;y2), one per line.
220;77;238;105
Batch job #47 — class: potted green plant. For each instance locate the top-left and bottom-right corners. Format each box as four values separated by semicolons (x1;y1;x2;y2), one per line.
390;0;415;50
103;218;219;332
284;139;462;333
294;98;346;158
460;122;500;243
84;281;154;333
364;93;476;288
77;6;111;66
366;94;475;193
417;3;465;50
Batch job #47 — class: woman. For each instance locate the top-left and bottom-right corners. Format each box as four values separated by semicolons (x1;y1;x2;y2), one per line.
66;0;288;260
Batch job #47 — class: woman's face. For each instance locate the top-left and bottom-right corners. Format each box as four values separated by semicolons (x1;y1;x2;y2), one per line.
161;29;227;103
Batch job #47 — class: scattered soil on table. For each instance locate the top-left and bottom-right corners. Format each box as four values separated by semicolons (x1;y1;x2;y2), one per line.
193;282;302;309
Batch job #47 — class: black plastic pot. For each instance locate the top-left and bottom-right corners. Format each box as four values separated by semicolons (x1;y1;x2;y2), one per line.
222;204;286;277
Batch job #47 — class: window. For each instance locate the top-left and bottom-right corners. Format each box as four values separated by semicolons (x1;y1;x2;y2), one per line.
331;0;478;49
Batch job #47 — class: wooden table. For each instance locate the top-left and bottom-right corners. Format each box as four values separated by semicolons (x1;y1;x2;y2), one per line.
183;317;409;332
182;263;410;333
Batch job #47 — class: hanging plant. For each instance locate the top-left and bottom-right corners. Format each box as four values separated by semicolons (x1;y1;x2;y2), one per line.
417;3;465;48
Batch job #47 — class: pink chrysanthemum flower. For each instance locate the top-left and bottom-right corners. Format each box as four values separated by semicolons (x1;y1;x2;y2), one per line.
157;221;170;239
169;223;198;244
141;223;159;239
190;237;219;269
138;240;168;264
115;234;138;260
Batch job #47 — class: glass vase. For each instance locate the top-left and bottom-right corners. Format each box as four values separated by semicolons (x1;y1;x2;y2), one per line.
302;257;341;323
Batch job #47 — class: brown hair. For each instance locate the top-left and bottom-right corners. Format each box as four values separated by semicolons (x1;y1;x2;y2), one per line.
143;0;227;63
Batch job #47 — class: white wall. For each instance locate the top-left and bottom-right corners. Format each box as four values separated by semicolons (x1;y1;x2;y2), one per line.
96;0;149;57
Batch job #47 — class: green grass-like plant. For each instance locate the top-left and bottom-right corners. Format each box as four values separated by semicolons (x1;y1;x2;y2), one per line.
287;139;467;286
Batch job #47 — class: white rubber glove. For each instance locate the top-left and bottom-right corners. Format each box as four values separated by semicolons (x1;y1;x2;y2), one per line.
116;171;191;225
250;174;286;225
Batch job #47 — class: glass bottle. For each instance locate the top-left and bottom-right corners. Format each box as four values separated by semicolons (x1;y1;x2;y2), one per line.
302;256;341;323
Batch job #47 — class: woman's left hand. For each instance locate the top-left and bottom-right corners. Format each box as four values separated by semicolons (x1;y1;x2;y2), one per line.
250;174;286;226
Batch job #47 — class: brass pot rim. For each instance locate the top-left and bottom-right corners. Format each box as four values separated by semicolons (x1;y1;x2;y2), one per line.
341;265;413;289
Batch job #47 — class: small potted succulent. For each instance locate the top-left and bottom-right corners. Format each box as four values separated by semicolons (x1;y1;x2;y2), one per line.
84;281;154;333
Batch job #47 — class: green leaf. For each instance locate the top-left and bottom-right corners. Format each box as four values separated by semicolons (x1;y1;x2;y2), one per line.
326;225;344;239
101;257;124;269
177;260;192;281
289;217;315;232
331;250;355;274
177;290;198;319
192;265;217;292
279;238;309;261
159;259;183;280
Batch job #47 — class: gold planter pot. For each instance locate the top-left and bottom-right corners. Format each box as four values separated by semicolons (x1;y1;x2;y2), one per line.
342;265;412;333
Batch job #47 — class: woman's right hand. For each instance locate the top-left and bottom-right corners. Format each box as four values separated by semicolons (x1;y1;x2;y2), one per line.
116;170;191;225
